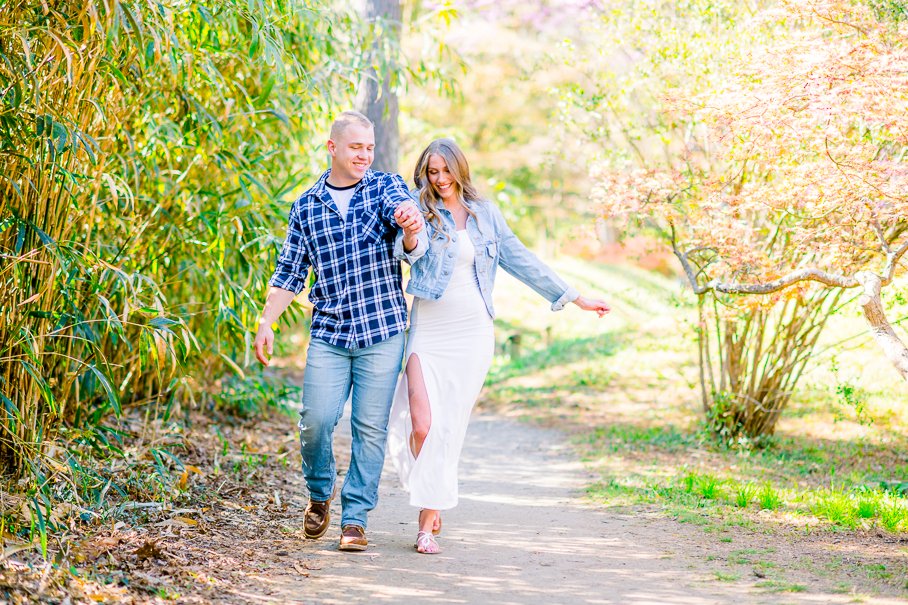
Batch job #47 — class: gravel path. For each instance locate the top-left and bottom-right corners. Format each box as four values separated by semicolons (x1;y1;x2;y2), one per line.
234;413;905;605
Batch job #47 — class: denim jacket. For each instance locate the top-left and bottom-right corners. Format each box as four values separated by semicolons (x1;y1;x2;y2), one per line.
394;198;579;318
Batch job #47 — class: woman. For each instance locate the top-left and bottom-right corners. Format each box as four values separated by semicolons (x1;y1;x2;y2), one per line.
387;139;609;554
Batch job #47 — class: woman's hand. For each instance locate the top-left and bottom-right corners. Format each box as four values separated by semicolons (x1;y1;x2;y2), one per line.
395;203;424;252
573;295;611;317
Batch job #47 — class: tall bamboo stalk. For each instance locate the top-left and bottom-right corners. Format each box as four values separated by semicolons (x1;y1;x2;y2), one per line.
0;0;385;480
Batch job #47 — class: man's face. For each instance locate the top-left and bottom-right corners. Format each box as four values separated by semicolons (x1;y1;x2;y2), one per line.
327;123;375;183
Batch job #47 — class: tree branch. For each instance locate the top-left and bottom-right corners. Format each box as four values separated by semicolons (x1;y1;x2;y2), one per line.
705;268;858;295
670;226;908;298
672;230;859;295
670;222;707;293
883;238;908;284
811;8;868;37
870;217;891;255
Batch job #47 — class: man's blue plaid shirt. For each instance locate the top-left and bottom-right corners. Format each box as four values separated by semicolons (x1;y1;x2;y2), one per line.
269;169;424;349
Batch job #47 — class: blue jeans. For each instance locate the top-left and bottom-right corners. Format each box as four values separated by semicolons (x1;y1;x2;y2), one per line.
298;332;404;529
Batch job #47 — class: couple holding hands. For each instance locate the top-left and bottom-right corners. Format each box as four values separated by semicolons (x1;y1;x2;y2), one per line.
253;111;609;555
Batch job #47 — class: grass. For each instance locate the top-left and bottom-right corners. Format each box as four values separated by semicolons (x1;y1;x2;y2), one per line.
757;483;783;511
735;484;756;508
578;424;697;453
879;502;908;532
586;469;908;532
756;580;808;593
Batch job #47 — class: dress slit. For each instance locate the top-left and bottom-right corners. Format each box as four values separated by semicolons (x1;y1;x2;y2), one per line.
403;352;433;459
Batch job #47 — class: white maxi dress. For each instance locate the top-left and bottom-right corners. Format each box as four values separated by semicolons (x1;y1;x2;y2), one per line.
387;231;495;510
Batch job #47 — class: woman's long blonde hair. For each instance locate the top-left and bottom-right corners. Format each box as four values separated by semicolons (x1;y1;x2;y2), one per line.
413;139;482;237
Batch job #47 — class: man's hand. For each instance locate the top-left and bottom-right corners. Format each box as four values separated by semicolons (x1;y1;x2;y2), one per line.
573;295;611;318
254;323;275;366
252;287;296;366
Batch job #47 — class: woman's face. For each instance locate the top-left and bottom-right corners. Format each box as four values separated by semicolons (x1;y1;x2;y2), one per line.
427;154;457;203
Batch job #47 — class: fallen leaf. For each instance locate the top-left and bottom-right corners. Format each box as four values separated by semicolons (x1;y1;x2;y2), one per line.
1;541;37;559
135;540;164;562
178;464;205;490
173;516;198;527
95;536;122;550
292;562;310;577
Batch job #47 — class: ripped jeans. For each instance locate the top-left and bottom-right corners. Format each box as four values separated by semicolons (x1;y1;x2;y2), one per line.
298;332;404;529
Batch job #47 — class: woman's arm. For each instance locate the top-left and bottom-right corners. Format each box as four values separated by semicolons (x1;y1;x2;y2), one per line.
572;295;611;316
491;203;609;315
393;222;429;264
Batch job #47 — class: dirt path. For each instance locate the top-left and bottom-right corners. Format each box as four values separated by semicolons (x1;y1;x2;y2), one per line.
208;413;905;605
18;408;902;603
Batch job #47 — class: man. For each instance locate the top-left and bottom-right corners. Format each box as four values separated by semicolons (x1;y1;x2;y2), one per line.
254;111;426;552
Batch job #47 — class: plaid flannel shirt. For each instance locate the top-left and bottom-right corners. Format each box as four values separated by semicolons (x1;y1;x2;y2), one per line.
268;169;425;349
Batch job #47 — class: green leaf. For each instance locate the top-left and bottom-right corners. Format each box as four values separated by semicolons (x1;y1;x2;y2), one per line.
219;352;246;379
0;391;20;431
19;361;57;415
149;316;177;329
15;221;25;254
87;364;122;417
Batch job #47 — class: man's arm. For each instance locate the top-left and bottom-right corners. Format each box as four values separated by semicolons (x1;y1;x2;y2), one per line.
255;203;311;366
379;174;426;253
378;173;416;221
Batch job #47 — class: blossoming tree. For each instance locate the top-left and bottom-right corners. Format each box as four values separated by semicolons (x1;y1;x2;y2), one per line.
586;0;907;439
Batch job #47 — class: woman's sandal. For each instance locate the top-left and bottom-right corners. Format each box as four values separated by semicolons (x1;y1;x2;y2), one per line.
415;531;441;554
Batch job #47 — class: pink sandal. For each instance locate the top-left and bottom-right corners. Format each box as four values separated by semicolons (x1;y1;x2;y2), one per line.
415;531;440;554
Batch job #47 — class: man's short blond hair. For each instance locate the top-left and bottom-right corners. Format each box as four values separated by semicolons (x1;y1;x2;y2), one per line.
329;110;373;141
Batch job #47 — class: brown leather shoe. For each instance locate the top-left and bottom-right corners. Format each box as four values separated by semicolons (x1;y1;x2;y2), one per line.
303;497;331;539
338;524;367;551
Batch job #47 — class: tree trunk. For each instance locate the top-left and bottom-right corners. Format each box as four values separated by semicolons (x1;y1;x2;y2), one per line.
855;271;908;381
697;288;840;445
357;0;401;174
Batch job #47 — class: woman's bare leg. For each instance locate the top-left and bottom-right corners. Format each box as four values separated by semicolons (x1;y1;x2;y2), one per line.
406;354;431;457
419;508;439;534
406;354;442;534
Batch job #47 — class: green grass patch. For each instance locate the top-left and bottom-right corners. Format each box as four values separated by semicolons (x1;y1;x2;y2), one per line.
757;483;783;510
812;490;857;528
486;332;623;386
863;564;892;580
756;580;808;593
735;483;756;508
589;468;908;536
879;501;908;532
579;424;697;453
